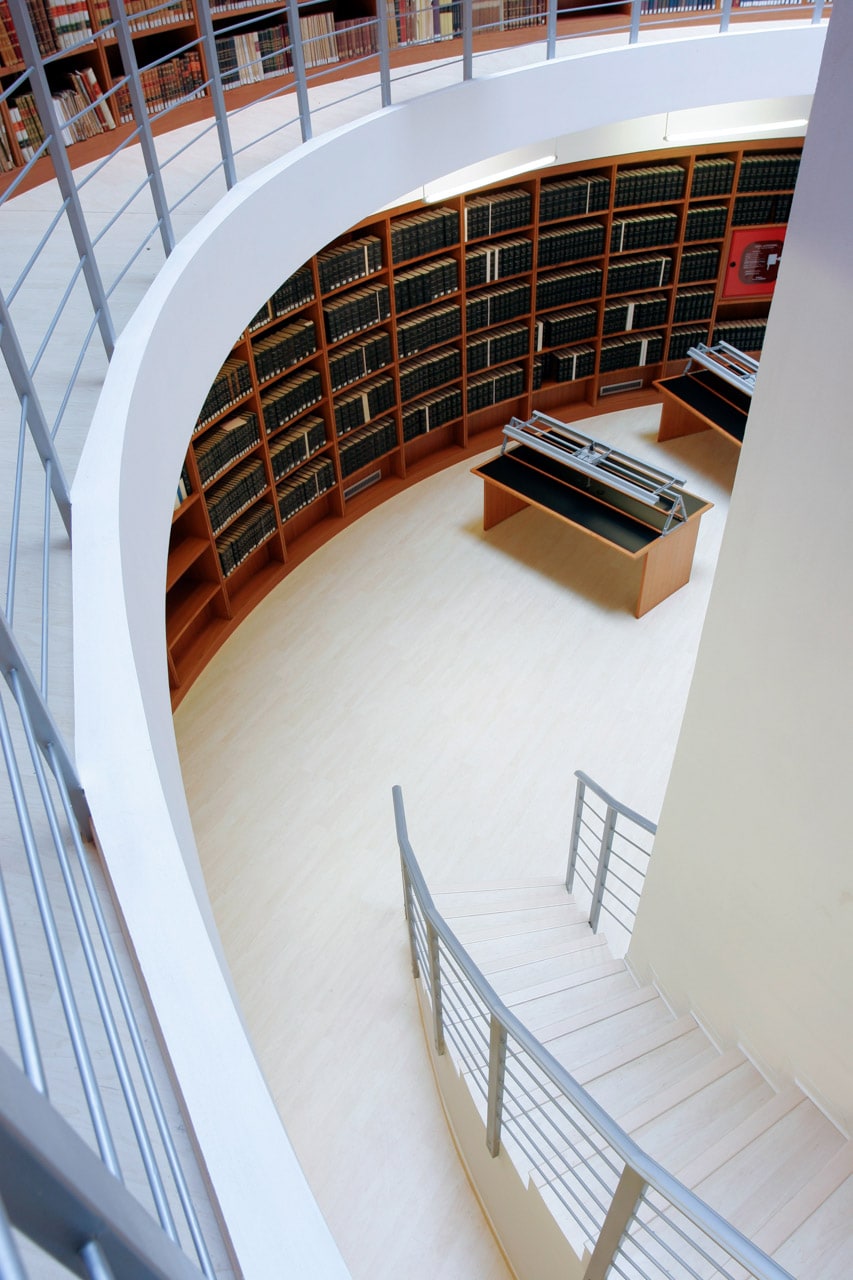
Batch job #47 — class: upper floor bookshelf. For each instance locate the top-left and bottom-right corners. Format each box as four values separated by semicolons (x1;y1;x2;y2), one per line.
166;138;802;703
0;0;826;191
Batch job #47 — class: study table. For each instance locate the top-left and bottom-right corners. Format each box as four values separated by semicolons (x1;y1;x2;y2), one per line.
472;414;712;617
655;340;755;447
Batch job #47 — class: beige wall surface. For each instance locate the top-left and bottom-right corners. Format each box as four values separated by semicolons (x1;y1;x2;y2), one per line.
628;4;853;1127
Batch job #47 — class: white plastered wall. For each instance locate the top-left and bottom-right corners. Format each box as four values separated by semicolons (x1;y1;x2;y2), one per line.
73;26;827;1277
628;5;853;1128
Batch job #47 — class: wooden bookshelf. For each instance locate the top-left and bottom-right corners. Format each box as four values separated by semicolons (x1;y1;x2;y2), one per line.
165;138;802;705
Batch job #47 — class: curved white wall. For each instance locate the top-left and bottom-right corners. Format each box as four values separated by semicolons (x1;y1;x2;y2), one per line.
72;27;826;1277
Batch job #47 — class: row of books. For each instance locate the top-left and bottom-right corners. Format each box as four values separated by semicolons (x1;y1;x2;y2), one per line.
268;413;326;481
536;265;603;311
641;0;715;12
732;193;793;226
614;163;686;207
328;330;393;393
393;258;458;313
261;368;323;435
396;303;462;358
334;374;396;437
713;318;767;351
538;221;606;267
333;16;377;60
216;502;277;577
252;318;317;384
467;363;524;412
54;66;117;144
607;253;673;293
196;410;261;487
114;51;204;122
673;286;715;323
174;463;192;510
464;189;532;241
535;305;597;350
540;174;610;223
0;0;21;67
684;204;728;242
387;0;457;45
599;331;665;373
737;152;800;192
547;344;596;384
467;281;530;332
465;237;533;287
399;345;461;401
466;323;529;373
216;25;290;89
298;11;338;67
610;211;679;255
317;235;383;295
402;386;463;441
206;458;267;536
678;246;720;282
277;457;336;523
602;292;669;335
339;416;397;479
669;325;710;361
124;0;193;32
690;157;735;198
24;0;91;55
249;267;315;332
197;358;252;430
7;94;44;162
390;207;459;263
323;282;391;344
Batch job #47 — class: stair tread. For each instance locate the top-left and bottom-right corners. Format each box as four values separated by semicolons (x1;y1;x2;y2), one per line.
581;1023;718;1114
446;902;589;944
615;1047;748;1136
535;982;663;1046
763;1144;853;1269
542;994;678;1073
473;930;607;976
483;939;613;993
433;880;572;918
506;969;639;1032
499;955;627;1007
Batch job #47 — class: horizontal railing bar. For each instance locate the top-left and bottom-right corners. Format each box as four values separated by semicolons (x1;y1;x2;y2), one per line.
50;312;102;440
5;398;28;624
5;201;72;305
575;771;658;835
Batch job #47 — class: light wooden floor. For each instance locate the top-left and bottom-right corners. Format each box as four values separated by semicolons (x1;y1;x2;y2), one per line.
173;404;737;1279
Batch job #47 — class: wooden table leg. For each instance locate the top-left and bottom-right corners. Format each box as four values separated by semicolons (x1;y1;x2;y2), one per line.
635;516;702;617
657;396;711;442
483;479;529;530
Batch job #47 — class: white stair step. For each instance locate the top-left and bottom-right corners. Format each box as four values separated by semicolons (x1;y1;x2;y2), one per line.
446;901;589;945
615;1047;748;1136
484;936;611;992
433;879;572;918
755;1140;853;1257
773;1168;853;1280
580;1021;719;1115
471;930;608;978
466;921;596;968
498;955;627;1008
506;968;639;1032
535;983;662;1047
542;992;678;1073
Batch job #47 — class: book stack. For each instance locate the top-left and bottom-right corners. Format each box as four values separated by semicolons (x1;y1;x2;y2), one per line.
606;254;672;293
333;374;396;436
116;50;204;121
536;265;603;310
328;331;393;392
502;0;546;28
396;304;461;358
466;323;529;373
539;174;610;222
268;414;327;480
399;346;461;401
9;94;45;162
216;503;277;577
642;0;715;10
402;387;462;441
737;152;800;192
678;246;720;283
466;282;530;331
465;237;533;286
197;358;252;430
276;457;336;521
216;25;291;89
535;305;597;350
732;194;791;226
339;417;397;478
24;0;58;54
610;211;678;254
261;369;323;434
532;355;544;390
196;411;261;486
713;318;767;351
537;221;606;267
547;344;596;383
615;163;685;206
690;157;735;198
206;458;268;535
668;325;710;362
0;120;13;173
298;11;339;66
174;464;192;510
250;267;315;331
334;17;378;59
602;293;668;334
323;283;391;342
124;0;193;31
317;235;383;293
672;286;715;324
390;207;459;262
0;0;22;66
464;188;532;240
393;258;458;312
599;332;664;372
252;318;317;384
684;204;728;241
466;363;524;412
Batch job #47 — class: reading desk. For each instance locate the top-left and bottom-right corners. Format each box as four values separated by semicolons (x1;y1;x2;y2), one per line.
655;340;755;447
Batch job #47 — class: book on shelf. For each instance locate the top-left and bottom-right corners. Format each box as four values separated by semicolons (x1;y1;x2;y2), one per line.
317;234;383;294
678;246;720;283
690;157;735;198
539;173;610;223
0;0;22;66
249;267;315;331
339;416;397;479
268;413;327;481
261;368;324;435
390;207;459;262
217;25;290;89
276;456;336;522
46;0;92;47
323;282;391;343
298;11;339;67
606;253;672;293
206;458;268;535
603;292;668;335
547;344;596;383
466;236;533;286
195;411;261;486
402;386;462;441
668;325;710;361
252;317;317;384
216;502;277;576
174;464;192;510
123;0;194;31
398;345;461;401
9;94;46;162
197;357;253;429
599;332;664;373
610;211;678;255
614;163;685;206
395;303;462;358
466;281;530;331
466;322;528;373
328;330;393;392
393;258;458;312
334;16;377;60
464;188;532;240
334;374;396;437
536;265;603;310
0;116;15;171
53;69;117;145
24;0;58;55
537;221;606;267
466;362;524;412
535;304;598;350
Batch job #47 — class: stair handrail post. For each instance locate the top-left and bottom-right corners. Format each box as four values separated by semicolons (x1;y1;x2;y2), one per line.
628;0;641;45
581;1165;646;1280
425;920;445;1055
400;860;420;980
485;1014;507;1157
286;0;313;142
589;803;617;933
375;0;392;107
565;773;587;892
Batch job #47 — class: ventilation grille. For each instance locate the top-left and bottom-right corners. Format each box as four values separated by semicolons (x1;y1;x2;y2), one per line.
599;378;644;397
343;469;382;500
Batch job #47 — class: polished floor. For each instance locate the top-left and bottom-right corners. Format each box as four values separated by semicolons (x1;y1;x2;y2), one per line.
173;403;737;1278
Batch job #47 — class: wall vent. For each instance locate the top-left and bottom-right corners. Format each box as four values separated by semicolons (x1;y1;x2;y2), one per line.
343;469;382;500
599;379;643;397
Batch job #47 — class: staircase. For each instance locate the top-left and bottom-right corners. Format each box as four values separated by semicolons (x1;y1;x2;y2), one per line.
431;877;853;1280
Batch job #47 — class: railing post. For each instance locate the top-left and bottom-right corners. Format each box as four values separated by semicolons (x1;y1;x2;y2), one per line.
485;1014;507;1156
195;0;237;189
589;803;617;933
719;0;733;34
462;0;474;79
401;863;420;979
582;1165;646;1280
566;774;586;892
376;0;392;107
425;920;445;1054
628;0;641;44
811;0;825;21
286;0;313;142
545;0;557;59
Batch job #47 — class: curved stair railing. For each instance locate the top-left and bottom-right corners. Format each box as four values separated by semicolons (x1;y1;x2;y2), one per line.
393;783;795;1280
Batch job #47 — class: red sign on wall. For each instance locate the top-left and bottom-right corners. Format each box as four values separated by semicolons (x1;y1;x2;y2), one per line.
722;225;787;299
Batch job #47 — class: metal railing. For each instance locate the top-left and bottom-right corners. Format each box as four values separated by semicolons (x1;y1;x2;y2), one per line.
0;2;829;1274
567;769;657;953
394;782;796;1280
